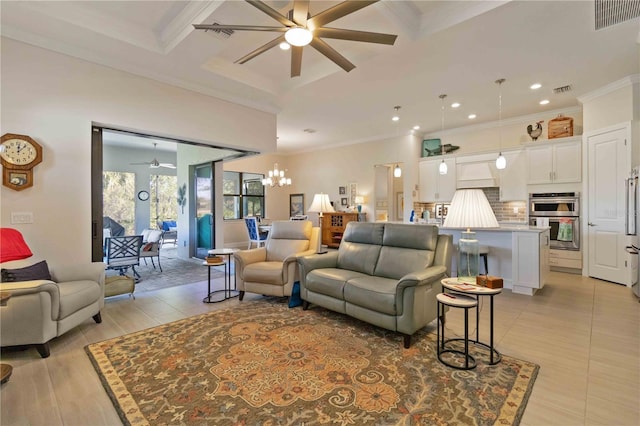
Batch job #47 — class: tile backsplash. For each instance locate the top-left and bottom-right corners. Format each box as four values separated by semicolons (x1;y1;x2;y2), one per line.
413;188;526;223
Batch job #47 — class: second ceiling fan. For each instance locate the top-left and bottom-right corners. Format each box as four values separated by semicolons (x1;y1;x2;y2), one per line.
194;0;397;77
130;143;176;169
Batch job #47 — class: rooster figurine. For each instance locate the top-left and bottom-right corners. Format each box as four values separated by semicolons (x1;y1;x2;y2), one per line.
527;120;544;141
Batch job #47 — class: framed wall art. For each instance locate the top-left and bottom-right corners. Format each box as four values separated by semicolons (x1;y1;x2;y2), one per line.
341;198;348;206
289;193;305;217
339;186;346;195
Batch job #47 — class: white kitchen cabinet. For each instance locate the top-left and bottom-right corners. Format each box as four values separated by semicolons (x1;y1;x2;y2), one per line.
498;150;527;201
526;137;581;184
512;229;550;295
419;158;456;202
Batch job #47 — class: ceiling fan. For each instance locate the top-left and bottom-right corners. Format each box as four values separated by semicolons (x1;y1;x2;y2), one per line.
193;0;397;77
130;143;176;169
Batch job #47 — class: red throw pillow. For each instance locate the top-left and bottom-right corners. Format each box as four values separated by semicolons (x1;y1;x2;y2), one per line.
0;228;33;263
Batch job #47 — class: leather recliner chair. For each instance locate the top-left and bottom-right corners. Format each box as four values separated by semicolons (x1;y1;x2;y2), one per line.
1;230;105;358
234;220;319;301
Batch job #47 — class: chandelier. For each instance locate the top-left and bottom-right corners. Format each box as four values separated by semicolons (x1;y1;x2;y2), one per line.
261;163;292;187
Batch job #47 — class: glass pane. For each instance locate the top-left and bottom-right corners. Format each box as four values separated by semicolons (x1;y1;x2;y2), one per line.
243;173;264;196
224;196;240;219
103;171;135;235
195;164;213;257
223;171;240;195
243;196;264;217
149;174;178;229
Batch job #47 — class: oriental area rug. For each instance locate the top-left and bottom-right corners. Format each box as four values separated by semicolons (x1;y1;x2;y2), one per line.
86;301;538;426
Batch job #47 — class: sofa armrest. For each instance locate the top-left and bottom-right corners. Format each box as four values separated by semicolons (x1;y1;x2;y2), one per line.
0;280;61;320
297;251;339;282
283;248;317;267
50;262;106;285
396;265;448;290
234;248;267;276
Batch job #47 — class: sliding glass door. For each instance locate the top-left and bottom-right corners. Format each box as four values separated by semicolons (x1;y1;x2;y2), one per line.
194;163;214;258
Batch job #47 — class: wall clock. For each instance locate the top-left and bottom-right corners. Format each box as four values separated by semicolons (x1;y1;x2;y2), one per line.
1;133;43;191
137;190;150;201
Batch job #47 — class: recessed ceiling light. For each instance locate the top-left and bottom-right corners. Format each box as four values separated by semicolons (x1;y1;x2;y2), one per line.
451;102;461;108
468;114;476;119
413;125;420;130
530;83;542;90
539;99;550;105
279;42;291;50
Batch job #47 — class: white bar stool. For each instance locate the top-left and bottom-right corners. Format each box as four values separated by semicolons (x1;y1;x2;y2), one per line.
436;292;478;370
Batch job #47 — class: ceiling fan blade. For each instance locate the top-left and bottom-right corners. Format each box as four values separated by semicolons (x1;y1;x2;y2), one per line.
235;35;285;64
159;163;177;169
246;0;296;27
291;46;303;77
314;27;397;45
130;162;151;166
292;0;310;26
193;24;287;32
310;38;355;72
307;0;379;30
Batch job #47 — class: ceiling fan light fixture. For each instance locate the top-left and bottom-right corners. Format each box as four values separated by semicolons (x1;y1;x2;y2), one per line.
285;27;312;47
279;41;291;50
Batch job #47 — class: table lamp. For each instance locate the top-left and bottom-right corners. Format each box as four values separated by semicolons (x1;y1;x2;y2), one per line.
354;196;365;213
308;193;335;253
443;189;499;282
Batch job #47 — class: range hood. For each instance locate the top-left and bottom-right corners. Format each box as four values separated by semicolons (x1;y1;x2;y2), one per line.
456;160;498;189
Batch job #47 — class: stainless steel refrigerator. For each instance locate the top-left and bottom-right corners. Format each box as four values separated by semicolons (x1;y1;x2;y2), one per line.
626;167;640;298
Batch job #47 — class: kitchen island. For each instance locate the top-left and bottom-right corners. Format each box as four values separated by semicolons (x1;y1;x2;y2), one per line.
437;225;550;296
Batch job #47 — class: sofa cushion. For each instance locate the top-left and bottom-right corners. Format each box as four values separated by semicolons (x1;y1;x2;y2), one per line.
374;247;434;280
305;268;367;299
1;260;51;282
344;275;399;316
244;261;286;285
57;280;102;319
383;224;439;251
265;221;312;262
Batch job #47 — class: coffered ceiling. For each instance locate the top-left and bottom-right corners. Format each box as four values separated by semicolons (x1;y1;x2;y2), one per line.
1;1;639;153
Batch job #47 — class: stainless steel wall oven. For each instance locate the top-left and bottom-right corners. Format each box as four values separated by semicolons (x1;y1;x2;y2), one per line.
529;192;580;250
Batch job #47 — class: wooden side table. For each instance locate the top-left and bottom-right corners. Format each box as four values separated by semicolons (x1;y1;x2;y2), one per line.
0;291;13;384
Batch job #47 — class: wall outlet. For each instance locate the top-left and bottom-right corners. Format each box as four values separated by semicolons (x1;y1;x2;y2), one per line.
11;212;34;224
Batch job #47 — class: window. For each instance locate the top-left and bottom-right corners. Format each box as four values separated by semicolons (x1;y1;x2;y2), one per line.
150;174;178;228
223;171;264;219
103;171;135;235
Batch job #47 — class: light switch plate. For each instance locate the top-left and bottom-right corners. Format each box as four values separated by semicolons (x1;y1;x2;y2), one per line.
11;212;34;224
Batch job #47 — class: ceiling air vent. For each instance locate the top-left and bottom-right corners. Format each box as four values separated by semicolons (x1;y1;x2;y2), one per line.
203;22;234;40
595;0;640;30
553;85;572;94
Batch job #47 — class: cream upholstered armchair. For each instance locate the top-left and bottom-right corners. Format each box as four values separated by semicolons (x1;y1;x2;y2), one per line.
234;220;319;301
0;228;105;358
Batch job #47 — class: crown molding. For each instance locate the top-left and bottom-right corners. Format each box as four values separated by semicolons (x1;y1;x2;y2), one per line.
577;74;640;104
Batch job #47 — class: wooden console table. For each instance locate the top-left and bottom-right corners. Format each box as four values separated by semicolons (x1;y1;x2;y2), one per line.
321;212;365;248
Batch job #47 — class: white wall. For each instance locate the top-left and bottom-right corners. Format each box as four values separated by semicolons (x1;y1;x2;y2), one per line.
0;38;276;265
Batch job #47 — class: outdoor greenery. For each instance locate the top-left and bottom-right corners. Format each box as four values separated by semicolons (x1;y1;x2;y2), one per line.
223;171;264;219
103;171;177;234
103;171;135;235
150;174;178;228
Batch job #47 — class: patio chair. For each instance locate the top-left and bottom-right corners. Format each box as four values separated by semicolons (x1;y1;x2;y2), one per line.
140;229;163;272
104;235;143;280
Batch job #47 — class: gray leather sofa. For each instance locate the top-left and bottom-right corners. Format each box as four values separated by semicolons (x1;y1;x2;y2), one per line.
298;222;453;348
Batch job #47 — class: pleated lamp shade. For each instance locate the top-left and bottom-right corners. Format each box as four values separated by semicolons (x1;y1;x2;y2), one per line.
443;189;499;230
443;189;498;282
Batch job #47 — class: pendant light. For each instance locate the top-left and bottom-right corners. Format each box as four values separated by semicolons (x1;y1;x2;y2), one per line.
438;94;448;175
392;106;402;178
495;78;507;170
